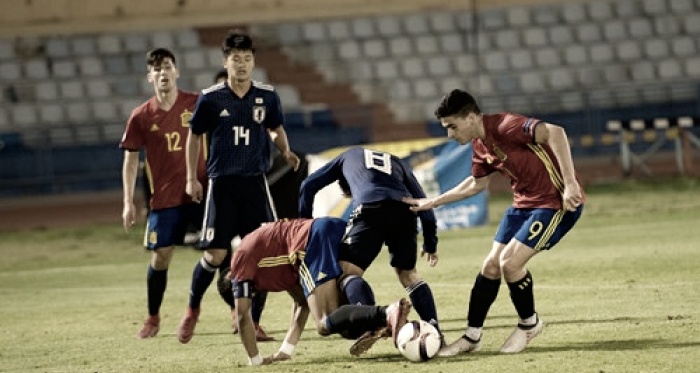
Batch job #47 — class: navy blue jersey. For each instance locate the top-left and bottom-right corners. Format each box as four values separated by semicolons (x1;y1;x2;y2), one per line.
190;81;283;177
299;147;438;248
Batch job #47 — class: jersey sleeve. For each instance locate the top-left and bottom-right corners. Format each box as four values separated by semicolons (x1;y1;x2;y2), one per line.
119;109;144;151
189;94;214;135
265;90;284;130
298;155;344;218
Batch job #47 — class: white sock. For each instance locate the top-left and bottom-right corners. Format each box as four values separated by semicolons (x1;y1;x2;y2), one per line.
465;327;482;341
520;313;537;326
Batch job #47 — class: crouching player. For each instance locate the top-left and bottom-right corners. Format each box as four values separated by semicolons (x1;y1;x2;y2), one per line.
223;217;411;365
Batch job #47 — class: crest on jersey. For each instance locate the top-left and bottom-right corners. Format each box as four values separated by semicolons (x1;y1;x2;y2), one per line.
181;110;192;127
253;106;266;124
149;231;158;245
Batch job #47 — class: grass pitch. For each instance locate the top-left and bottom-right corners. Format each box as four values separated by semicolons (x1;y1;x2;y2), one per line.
0;178;698;373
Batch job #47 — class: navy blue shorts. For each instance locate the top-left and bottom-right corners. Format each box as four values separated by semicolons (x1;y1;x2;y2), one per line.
300;217;346;297
144;203;204;249
200;174;275;250
341;200;418;271
494;205;584;250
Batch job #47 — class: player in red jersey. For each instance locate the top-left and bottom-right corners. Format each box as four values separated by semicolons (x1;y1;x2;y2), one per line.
120;48;207;339
404;89;585;355
226;217;411;365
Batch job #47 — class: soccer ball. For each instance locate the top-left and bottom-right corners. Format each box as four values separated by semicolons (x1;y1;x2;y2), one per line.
396;320;442;362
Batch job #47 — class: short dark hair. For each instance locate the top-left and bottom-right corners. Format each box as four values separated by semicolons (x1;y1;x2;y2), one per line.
146;48;176;69
222;29;255;56
214;68;227;83
434;89;481;119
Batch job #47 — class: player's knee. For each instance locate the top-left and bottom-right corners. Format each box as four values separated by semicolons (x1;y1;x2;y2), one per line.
397;269;420;287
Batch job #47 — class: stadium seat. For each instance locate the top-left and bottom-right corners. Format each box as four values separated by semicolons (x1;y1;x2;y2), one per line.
641;0;668;15
113;77;141;97
182;49;207;70
522;27;548;47
657;59;683;79
682;13;700;35
363;39;386;59
0;108;9;131
509;49;534;70
628;18;654;38
0;39;15;60
175;29;200;49
348;60;374;81
66;102;91;123
428;11;457;33
0;61;22;81
59;81;85;100
104;55;130;75
531;4;560;25
643;38;670;59
45;38;70;58
413;78;438;99
480;8;507;30
561;2;587;23
616;41;642;61
276;84;302;109
122;33;150;53
150;30;176;49
24;58;50;80
92;100;119;122
563;45;588;66
481;51;509;72
603;65;630;84
375;59;399;80
685;56;700;77
338;40;362;60
576;23;603;43
414;35;439;55
74;125;101;144
548;25;575;46
588;1;614;21
85;79;111;98
38;104;65;126
277;23;302;45
96;34;123;54
328;19;352;40
400;57;425;78
77;57;104;76
520;72;545;93
438;33;464;54
71;36;97;56
654;16;682;36
302;21;327;42
534;48;560;68
425;56;452;77
386;79;413;100
388;37;414;57
614;0;643;17
670;36;696;57
493;75;521;95
34;81;59;101
603;20;628;41
589;43;615;63
376;15;402;37
505;7;532;28
11;104;38;128
548;68;576;90
494;30;520;49
630;61;657;81
49;127;75;146
403;13;429;35
350;17;377;39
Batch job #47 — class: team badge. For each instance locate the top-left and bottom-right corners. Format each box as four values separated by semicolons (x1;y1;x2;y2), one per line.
181;110;192;127
253;106;266;124
149;231;158;245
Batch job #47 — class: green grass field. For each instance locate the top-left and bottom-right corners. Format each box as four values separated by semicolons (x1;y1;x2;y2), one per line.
1;178;699;373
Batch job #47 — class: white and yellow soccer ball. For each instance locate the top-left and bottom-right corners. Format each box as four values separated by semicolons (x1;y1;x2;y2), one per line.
396;320;442;362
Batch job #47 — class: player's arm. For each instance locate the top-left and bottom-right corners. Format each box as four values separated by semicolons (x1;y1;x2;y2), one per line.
268;285;310;363
404;174;491;212
185;130;203;203
269;125;300;171
402;165;439;264
233;280;266;365
536;122;583;211
298;158;343;218
121;150;140;231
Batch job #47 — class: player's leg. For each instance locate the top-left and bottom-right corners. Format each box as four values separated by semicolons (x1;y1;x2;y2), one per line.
136;207;183;339
178;177;234;343
337;204;383;305
499;205;583;353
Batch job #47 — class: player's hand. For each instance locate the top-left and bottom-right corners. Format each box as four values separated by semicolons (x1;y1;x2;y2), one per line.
562;182;583;212
421;250;438;267
264;351;291;364
283;150;301;172
403;197;436;212
186;179;203;203
122;202;136;232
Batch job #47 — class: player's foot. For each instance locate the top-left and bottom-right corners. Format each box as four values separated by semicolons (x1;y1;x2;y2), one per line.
500;317;544;354
177;307;200;344
437;334;482;357
136;314;160;339
231;310;238;334
255;323;275;342
385;298;411;347
349;327;388;356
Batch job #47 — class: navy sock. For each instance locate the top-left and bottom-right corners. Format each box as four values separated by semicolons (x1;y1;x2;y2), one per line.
325;304;385;339
189;258;218;309
147;266;167;316
406;280;441;333
467;273;501;328
339;275;376;305
507;270;535;321
251;291;268;324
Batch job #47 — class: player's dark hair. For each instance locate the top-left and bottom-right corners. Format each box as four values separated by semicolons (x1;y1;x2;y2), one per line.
146;48;177;69
434;89;481;119
222;29;255;56
214;68;228;83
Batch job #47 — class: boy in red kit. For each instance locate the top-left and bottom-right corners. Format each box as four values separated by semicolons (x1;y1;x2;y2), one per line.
225;217;411;365
120;48;207;339
405;89;585;355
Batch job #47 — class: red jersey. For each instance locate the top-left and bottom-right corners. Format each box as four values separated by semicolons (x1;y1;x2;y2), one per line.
119;90;206;210
472;113;586;210
229;219;315;292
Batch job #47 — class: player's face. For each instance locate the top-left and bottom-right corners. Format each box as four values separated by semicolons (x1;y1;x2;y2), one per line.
441;113;477;145
147;58;179;93
225;49;255;83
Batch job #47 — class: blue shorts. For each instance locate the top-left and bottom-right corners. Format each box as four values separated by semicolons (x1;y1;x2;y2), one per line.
300;217;346;297
200;174;275;250
494;205;584;251
144;203;204;249
341;200;418;271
